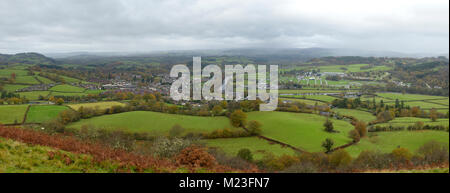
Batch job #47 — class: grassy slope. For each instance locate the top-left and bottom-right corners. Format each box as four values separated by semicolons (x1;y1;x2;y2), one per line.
248;112;354;152
18;91;51;100
0;105;28;124
50;85;85;93
346;131;449;157
68;101;125;111
0;138;111;173
68;111;238;135
333;108;376;123
376;117;449;127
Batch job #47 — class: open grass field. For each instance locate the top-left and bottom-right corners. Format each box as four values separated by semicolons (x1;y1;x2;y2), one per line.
375;117;449;127
50;85;85;93
279;89;358;94
84;90;104;95
0;105;28;124
1;84;29;92
68;111;238;135
247;112;354;152
68;101;126;111
345;131;449;157
385;100;448;110
315;64;392;73
203;137;297;160
0;138;110;173
50;92;88;97
25;105;69;123
377;92;448;101
281;95;338;103
14;76;40;85
0;69;28;77
35;76;54;84
280;98;327;106
332;108;376;122
17;91;50;100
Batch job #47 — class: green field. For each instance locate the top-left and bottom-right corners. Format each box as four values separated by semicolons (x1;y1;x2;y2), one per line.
0;69;28;77
281;95;338;103
280;98;327;106
68;101;126;111
0;105;28;124
50;92;87;97
50;85;85;93
279;89;358;94
248;112;354;152
377;93;448;101
26;105;69;123
203;137;297;160
346;131;449;157
14;76;40;84
1;84;29;92
35;76;54;84
18;91;50;100
375;117;449;127
68;111;238;135
385;100;448;110
333;108;376;123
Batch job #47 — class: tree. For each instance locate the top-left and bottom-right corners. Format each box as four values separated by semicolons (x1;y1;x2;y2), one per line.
230;110;247;128
329;149;352;168
430;108;438;122
354;121;367;138
348;129;360;142
322;138;334;153
56;98;64;105
237;148;253;162
323;118;334;133
212;105;223;116
247;120;262;135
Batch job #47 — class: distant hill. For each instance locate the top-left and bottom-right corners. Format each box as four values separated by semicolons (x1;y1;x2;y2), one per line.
0;52;56;65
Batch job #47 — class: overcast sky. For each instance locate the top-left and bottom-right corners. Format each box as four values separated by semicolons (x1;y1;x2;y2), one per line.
0;0;448;54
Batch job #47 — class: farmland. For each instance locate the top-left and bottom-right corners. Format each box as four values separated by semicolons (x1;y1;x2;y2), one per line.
25;105;69;123
50;84;85;93
0;105;28;124
346;131;449;157
68;101;126;111
247;112;354;152
68;111;238;135
332;108;376;122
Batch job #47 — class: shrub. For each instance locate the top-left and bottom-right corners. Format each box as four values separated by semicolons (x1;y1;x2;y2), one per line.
391;147;412;163
321;138;334;153
230;110;247;128
329;149;352;169
323;119;335;133
348;129;360;142
208;148;253;170
169;124;185;138
355;121;367;137
247;120;262;135
152;137;192;158
176;145;217;168
237;148;253;162
417;140;449;164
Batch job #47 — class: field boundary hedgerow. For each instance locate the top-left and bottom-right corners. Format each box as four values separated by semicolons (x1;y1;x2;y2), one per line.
257;135;308;153
21;105;31;124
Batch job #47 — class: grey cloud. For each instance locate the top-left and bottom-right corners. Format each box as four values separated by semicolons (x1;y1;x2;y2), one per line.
0;0;448;54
